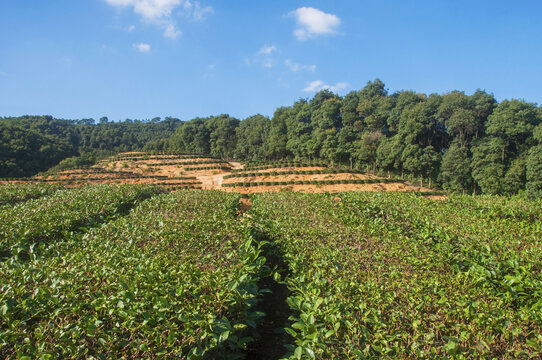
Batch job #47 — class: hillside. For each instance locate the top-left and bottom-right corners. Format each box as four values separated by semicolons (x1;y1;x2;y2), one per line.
0;152;440;195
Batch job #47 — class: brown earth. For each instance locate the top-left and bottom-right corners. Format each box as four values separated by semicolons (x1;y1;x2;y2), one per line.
223;172;380;184
2;153;444;197
234;166;327;174
222;182;431;194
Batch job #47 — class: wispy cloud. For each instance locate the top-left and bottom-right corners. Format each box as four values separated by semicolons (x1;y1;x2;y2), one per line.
133;42;151;52
258;45;277;55
303;80;348;93
105;0;212;39
289;7;341;40
285;59;316;72
203;64;216;79
181;0;213;20
106;0;180;20
163;23;181;38
246;44;280;68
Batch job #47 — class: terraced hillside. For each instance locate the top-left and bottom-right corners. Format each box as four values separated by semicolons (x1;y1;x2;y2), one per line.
222;161;428;194
0;153;441;195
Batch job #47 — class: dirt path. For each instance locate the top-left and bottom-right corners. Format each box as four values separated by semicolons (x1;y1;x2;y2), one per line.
229;161;244;170
196;173;224;189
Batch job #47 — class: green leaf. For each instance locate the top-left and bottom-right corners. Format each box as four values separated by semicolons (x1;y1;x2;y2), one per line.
219;330;230;343
294;346;303;359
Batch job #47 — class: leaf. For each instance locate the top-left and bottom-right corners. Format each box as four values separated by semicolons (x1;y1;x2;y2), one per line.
294;346;303;359
219;330;230;343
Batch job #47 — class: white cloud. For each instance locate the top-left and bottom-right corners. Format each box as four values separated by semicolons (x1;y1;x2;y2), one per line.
328;82;349;92
182;0;213;20
133;42;151;52
163;23;181;38
106;0;181;20
285;59;316;72
127;24;136;31
258;45;277;55
105;0;212;38
303;80;348;93
303;80;325;92
248;45;279;68
290;7;340;40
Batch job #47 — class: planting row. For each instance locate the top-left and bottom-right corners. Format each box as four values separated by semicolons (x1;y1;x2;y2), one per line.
222;178;405;187
250;192;542;359
152;182;202;186
0;183;64;207
231;163;327;173
51;168;114;175
186;165;231;171
244;161;328;167
224;169;372;179
110;154;215;161
0;185;164;261
0;190;265;359
140;160;228;166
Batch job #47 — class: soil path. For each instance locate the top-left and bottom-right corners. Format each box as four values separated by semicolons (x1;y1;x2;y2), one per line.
196;173;224;190
229;161;244;170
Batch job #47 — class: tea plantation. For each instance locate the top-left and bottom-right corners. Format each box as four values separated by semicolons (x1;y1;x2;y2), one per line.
1;184;541;359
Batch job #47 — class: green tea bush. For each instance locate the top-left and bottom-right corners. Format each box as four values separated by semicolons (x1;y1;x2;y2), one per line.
0;183;64;206
250;192;542;359
0;190;265;359
0;185;164;260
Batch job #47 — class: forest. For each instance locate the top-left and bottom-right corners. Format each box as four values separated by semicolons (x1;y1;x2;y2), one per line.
0;116;181;177
2;79;541;196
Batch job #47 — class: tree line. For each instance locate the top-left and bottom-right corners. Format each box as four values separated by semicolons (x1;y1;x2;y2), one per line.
145;79;542;196
0;116;181;177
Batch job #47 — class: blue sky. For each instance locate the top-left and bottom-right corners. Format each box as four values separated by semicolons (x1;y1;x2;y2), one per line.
1;1;541;121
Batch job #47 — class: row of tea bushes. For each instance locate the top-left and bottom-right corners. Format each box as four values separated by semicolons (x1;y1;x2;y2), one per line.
0;183;65;207
0;190;266;359
111;154;215;161
223;178;405;187
148;160;228;166
186;165;231;171
0;185;164;260
250;192;542;359
224;169;370;179
230;163;328;173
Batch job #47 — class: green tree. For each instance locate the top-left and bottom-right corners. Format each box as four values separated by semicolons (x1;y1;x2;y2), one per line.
263;107;290;160
438;141;473;193
526;124;542;196
234;114;270;160
471;138;507;194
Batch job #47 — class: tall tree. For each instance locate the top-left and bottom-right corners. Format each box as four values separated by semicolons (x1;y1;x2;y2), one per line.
263;107;290;160
526;123;542;197
438;141;474;193
234;114;270;160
